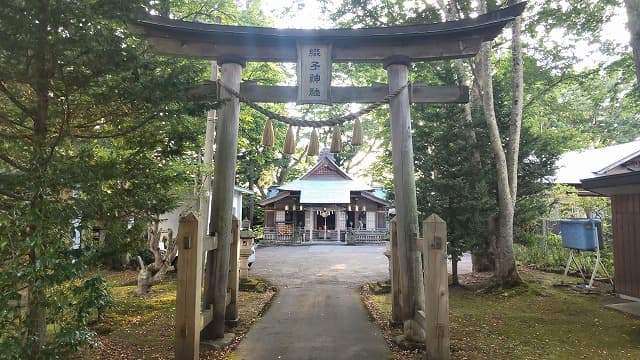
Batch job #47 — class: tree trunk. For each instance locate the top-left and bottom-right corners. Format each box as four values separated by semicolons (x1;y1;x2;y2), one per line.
441;1;496;274
451;258;459;285
476;0;522;287
27;0;52;352
507;8;524;206
135;228;177;295
148;222;164;270
248;178;255;225
626;0;640;95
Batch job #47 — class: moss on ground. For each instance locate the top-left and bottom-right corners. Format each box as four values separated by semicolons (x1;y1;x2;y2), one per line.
83;271;275;359
364;267;640;359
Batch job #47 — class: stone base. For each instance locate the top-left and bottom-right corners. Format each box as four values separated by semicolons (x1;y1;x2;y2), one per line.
392;334;424;351
239;278;269;293
368;280;391;294
200;333;236;351
225;317;239;327
388;319;403;328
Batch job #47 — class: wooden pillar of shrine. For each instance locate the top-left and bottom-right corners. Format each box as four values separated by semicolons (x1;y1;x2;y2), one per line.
385;56;425;343
202;58;244;339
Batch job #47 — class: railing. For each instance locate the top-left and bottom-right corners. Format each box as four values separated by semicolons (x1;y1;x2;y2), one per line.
310;229;340;241
347;229;388;244
262;228;304;245
262;227;389;244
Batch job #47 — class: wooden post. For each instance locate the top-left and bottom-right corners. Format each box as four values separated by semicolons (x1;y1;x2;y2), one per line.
225;217;240;325
423;214;450;360
200;62;218;337
175;214;202;360
386;56;425;342
202;59;243;339
390;218;403;325
201;60;217;238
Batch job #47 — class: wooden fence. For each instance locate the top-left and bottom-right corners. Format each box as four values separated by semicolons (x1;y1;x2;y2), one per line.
389;214;450;360
174;214;240;360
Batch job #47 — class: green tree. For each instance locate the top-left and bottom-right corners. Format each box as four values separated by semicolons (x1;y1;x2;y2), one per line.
0;1;207;357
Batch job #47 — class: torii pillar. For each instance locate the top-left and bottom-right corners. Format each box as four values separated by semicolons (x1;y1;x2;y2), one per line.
386;56;425;342
202;57;244;340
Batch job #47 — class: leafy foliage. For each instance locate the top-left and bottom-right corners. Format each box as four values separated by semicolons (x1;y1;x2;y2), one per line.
0;0;209;357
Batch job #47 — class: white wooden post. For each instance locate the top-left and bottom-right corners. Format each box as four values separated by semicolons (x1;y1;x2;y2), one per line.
423;214;450;360
175;214;202;360
200;62;218;338
386;56;425;342
201;60;217;243
202;58;243;339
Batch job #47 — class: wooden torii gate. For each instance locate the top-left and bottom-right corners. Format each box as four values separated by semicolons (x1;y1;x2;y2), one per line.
132;3;525;358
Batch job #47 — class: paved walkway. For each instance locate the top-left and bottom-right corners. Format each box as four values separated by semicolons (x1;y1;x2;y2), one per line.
233;245;391;360
233;245;473;359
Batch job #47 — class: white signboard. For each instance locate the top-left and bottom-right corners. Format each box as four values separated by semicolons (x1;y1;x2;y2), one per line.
297;43;332;104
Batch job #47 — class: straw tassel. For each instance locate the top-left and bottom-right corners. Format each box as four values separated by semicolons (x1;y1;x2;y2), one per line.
283;125;296;154
330;125;343;153
351;118;363;147
261;118;275;147
308;128;320;157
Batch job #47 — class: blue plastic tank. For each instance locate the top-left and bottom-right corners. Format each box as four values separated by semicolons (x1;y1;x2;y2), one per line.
560;219;603;251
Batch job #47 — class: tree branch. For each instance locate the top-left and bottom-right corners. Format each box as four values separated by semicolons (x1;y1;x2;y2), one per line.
0;113;33;131
0;153;28;172
0;81;35;118
0;129;31;141
0;188;27;201
72;114;158;139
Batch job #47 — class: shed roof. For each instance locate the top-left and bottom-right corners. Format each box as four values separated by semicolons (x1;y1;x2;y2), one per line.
581;171;640;196
552;140;640;185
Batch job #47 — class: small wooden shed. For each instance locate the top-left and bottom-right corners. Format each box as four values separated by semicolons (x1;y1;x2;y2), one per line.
582;172;640;300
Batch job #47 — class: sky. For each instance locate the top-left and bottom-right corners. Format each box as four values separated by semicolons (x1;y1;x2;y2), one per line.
260;0;630;57
257;0;632;178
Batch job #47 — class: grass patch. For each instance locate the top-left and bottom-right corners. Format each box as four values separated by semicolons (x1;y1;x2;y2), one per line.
363;267;640;359
83;270;275;359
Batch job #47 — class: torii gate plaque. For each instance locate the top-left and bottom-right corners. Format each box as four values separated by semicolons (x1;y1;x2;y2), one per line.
297;43;332;104
132;2;526;358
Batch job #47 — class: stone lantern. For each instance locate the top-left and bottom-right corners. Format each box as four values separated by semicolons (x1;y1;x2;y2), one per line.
239;219;255;280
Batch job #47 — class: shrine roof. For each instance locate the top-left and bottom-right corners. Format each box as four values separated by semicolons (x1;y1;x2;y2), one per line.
132;2;526;62
260;149;388;205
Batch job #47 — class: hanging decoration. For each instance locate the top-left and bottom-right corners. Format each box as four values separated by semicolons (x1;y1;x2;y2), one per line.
308;128;320;157
261;118;275;147
330;125;343;153
351;118;363;147
283;125;296;154
217;80;409;154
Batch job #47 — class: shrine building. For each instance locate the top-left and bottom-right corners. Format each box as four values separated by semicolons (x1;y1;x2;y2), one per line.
259;149;390;244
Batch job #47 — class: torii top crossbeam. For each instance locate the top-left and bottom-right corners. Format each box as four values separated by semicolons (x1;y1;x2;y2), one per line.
132;2;526;63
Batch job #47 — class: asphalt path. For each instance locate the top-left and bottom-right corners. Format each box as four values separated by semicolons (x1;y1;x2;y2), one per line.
233;244;472;360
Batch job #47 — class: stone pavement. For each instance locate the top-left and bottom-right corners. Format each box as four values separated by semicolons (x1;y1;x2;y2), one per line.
233;245;473;359
233;245;391;360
